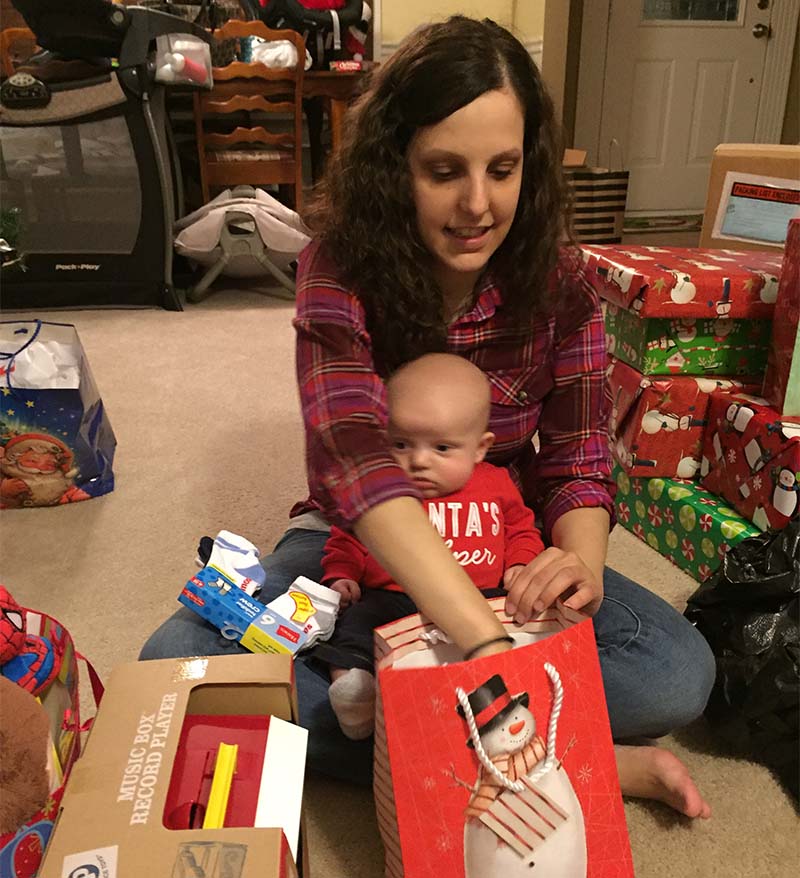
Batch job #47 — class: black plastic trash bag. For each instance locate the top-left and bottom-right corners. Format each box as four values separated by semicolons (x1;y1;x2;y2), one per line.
685;522;799;801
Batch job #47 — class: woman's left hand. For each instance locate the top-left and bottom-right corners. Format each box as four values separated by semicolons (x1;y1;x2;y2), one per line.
502;547;604;622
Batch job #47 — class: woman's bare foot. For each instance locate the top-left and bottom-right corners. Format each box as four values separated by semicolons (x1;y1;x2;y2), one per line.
615;744;712;819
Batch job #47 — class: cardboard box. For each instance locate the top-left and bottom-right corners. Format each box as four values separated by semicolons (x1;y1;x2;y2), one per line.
607;356;759;479
700;144;800;251
700;392;800;531
582;245;782;318
612;462;759;582
39;655;309;878
763;218;800;415
603;301;770;376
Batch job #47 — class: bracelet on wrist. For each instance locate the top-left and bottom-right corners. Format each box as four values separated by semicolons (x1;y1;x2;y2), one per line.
463;634;514;661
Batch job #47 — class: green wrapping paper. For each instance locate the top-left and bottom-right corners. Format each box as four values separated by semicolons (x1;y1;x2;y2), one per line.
604;302;770;376
612;462;760;581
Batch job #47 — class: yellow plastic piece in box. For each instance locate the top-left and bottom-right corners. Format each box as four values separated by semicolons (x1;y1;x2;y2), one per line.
203;742;238;829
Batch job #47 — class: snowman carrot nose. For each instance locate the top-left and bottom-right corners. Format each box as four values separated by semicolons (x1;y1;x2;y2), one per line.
508;720;525;736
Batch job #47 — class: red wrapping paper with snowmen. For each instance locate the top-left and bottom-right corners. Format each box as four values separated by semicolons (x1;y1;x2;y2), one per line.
762;218;800;416
700;392;800;531
373;598;632;878
607;356;759;479
581;245;781;318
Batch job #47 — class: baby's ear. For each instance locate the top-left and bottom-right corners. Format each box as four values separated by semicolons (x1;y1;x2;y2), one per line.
475;432;495;462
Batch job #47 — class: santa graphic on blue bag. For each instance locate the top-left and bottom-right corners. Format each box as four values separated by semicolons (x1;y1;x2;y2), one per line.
452;669;587;877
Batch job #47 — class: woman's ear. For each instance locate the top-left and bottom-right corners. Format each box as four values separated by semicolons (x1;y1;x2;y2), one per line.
475;432;495;462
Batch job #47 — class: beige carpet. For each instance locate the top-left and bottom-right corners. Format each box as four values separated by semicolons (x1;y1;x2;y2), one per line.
2;289;798;877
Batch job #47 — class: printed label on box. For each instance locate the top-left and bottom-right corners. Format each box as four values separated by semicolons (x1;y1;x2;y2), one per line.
61;846;118;878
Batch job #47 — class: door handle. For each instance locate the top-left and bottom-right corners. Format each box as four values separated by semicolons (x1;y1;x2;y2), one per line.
752;22;772;38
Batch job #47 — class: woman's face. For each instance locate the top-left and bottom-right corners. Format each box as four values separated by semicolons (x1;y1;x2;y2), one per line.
408;88;525;298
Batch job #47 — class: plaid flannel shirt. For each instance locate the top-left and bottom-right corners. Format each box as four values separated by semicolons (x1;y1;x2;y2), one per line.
291;241;614;541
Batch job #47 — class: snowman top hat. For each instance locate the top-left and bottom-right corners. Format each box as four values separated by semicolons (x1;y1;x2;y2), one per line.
456;674;529;748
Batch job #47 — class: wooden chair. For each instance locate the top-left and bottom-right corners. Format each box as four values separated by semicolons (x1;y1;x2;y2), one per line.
1;27;37;78
194;20;306;211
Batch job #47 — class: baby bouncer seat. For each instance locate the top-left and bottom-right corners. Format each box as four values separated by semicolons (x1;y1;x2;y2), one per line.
173;185;312;303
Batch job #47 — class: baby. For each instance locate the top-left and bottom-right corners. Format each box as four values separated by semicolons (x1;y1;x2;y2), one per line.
313;353;545;739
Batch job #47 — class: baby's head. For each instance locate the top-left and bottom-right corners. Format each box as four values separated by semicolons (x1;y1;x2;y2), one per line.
386;354;494;498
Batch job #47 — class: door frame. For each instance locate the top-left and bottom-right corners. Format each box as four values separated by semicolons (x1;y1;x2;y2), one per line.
572;0;800;169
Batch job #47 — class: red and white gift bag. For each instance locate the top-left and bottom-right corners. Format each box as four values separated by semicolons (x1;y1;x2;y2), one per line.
373;598;633;878
607;356;759;479
581;245;782;318
700;392;800;531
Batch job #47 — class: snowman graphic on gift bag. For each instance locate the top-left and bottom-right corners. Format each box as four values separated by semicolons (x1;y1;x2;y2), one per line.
451;668;587;877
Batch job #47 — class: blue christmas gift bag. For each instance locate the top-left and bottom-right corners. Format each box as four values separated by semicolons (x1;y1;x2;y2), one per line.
0;321;116;509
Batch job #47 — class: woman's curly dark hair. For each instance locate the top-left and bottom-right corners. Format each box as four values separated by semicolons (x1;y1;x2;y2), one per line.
306;15;571;374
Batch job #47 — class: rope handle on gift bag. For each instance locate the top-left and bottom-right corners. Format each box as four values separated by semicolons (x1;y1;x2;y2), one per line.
455;662;564;792
0;319;43;391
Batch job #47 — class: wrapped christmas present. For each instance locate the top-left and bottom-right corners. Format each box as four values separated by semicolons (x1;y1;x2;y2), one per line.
612;462;760;582
762;218;800;416
581;245;782;318
607;357;759;479
604;302;770;377
700;392;800;531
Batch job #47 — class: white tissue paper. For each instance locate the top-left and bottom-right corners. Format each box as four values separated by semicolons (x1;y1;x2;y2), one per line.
0;323;81;389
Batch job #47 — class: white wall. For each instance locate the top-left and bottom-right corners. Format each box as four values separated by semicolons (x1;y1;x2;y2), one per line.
380;0;545;61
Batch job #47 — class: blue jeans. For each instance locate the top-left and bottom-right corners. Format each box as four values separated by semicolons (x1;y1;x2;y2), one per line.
139;528;715;786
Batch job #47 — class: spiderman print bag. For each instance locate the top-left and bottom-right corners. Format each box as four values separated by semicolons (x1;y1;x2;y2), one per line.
0;587;103;878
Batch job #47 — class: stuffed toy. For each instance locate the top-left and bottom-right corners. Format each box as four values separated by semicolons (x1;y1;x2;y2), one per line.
0;676;52;837
0;586;60;695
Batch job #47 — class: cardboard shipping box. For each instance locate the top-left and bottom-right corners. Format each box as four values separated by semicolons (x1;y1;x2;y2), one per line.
700;144;800;251
39;655;309;878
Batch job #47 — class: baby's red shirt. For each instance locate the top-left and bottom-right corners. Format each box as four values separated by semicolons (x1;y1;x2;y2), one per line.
322;462;545;592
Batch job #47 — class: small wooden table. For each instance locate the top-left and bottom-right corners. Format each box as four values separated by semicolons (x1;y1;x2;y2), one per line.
303;70;367;150
302;69;369;180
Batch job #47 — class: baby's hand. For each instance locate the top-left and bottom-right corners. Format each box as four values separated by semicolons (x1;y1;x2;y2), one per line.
329;578;361;608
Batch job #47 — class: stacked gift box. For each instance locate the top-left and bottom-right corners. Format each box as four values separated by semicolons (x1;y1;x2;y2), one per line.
611;462;760;582
582;239;797;580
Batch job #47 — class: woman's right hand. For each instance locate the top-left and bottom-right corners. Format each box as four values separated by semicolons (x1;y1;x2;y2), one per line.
330;578;361;608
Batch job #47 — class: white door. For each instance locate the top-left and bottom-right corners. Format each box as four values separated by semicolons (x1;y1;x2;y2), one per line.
598;0;774;214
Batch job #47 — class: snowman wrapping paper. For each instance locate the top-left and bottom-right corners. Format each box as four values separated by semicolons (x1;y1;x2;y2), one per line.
373;599;632;878
603;301;771;377
580;245;782;318
700;392;800;531
607;357;760;480
612;462;760;582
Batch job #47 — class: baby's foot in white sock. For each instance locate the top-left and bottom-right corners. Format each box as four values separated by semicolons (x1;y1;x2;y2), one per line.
329;668;376;740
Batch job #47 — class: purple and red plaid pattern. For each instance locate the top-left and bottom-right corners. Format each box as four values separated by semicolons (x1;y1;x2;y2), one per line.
292;241;614;539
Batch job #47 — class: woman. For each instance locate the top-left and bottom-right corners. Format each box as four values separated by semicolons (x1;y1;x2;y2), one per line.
141;16;714;818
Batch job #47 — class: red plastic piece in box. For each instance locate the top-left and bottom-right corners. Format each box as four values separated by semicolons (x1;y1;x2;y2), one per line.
163;714;271;830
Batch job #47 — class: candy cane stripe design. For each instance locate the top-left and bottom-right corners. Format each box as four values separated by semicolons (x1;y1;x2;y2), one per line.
699;513;713;532
648;504;663;527
681;538;695;561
